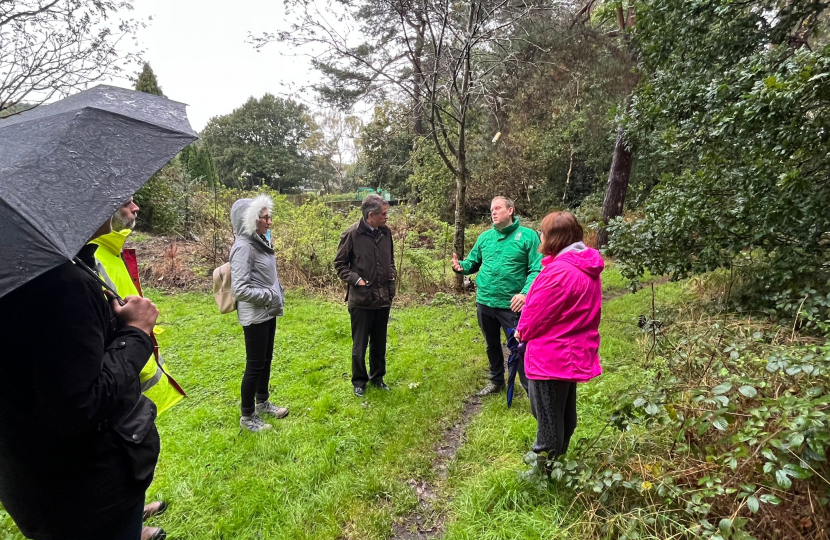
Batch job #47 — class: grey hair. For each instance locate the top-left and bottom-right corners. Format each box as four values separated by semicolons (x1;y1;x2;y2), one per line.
361;194;388;219
242;194;274;236
492;196;514;210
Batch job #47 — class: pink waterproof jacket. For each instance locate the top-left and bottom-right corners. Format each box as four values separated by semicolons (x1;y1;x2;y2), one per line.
516;244;604;382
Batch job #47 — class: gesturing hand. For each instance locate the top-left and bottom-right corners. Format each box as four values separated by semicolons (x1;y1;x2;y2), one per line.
451;253;462;272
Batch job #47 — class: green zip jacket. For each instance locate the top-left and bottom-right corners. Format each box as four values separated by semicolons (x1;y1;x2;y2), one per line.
455;218;543;309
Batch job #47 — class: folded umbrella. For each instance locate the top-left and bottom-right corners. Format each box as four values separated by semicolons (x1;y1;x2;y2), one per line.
506;328;523;408
0;85;197;299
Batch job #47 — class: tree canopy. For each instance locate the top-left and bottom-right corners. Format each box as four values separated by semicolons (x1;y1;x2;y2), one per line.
608;0;830;321
201;94;321;192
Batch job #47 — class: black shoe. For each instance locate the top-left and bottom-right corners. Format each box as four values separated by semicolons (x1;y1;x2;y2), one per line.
371;380;390;391
353;386;365;397
477;382;505;396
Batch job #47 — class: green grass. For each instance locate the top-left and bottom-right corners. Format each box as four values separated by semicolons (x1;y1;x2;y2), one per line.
601;259;655;296
1;283;687;539
146;291;490;539
440;282;688;540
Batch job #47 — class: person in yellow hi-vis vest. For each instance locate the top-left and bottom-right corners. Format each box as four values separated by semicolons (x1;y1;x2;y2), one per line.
91;197;185;540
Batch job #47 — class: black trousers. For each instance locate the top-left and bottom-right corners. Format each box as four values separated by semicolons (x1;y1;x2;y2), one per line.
475;303;528;391
349;306;390;388
528;378;578;458
58;500;144;540
241;317;276;416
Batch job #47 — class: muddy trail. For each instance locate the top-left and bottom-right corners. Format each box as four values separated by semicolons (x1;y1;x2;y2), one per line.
389;278;668;539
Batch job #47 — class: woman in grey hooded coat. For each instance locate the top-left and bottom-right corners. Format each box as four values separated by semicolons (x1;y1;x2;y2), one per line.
229;194;289;432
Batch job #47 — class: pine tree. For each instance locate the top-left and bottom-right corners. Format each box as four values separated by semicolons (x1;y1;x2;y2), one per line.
190;146;218;185
179;144;195;171
134;63;164;97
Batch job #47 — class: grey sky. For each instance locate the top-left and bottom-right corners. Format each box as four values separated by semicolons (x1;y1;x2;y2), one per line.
117;0;318;132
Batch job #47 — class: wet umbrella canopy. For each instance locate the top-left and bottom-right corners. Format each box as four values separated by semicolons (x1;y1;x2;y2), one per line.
0;85;197;299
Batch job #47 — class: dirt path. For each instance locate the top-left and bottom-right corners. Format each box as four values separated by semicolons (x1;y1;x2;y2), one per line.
389;278;668;539
391;397;482;539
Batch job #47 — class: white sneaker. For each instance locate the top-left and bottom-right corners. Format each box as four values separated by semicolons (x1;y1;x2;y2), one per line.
239;414;273;432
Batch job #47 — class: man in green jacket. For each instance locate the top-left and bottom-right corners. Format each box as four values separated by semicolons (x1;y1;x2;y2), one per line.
452;197;542;396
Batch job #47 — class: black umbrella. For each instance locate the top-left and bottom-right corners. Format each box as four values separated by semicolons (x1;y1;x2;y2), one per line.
0;84;197;299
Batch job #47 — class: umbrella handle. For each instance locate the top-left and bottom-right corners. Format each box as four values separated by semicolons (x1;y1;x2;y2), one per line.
72;257;125;306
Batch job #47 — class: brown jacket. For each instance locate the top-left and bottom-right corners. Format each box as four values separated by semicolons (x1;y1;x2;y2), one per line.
334;219;397;309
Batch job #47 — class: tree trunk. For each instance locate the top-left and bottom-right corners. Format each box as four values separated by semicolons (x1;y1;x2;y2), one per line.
453;166;468;291
412;11;426;136
453;0;476;292
597;125;633;248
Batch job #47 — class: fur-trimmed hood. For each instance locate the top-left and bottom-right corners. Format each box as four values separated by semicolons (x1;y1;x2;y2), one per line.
230;194;273;238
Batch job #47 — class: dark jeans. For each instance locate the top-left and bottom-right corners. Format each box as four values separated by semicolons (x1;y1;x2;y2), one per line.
241;317;276;416
476;303;528;391
528;378;578;458
349;306;390;388
58;500;144;540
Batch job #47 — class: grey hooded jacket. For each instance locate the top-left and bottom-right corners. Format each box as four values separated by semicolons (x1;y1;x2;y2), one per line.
229;195;284;326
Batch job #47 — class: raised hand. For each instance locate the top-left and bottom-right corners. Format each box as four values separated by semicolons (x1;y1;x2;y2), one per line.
451;253;462;272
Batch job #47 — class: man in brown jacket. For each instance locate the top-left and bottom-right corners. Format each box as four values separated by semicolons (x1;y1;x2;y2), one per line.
334;194;397;397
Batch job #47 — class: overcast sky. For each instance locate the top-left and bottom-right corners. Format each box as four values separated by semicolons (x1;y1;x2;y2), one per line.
112;0;319;132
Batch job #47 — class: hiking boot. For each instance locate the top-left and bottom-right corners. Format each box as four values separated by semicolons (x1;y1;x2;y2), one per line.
239;414;273;432
477;382;505;396
255;401;289;419
354;385;365;397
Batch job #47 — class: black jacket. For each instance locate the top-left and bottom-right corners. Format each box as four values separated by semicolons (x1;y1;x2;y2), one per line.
0;244;158;540
334;219;397;309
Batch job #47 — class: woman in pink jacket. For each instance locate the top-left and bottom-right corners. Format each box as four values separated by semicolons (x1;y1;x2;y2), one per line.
515;211;603;470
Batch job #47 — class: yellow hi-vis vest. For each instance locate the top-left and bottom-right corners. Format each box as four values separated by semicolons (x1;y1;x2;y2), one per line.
91;230;185;415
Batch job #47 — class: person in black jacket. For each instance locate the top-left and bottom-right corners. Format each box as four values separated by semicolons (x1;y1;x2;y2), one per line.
0;217;161;540
334;194;397;397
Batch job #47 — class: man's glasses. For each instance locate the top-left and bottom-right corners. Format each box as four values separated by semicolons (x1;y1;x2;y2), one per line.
258;215;272;222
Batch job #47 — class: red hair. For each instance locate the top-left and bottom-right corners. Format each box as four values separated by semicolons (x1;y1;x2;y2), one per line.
539;211;584;256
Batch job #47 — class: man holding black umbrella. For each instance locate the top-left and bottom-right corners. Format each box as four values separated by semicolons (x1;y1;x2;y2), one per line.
0;85;196;540
0;217;162;540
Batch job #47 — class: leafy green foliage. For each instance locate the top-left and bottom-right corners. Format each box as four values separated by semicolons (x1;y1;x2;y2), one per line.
179;144;218;186
609;0;830;322
477;16;634;215
134;161;202;236
201;94;322;192
535;299;830;539
354;102;414;198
